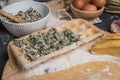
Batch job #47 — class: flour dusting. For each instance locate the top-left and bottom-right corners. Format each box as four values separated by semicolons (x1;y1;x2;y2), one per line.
22;40;120;78
102;66;110;72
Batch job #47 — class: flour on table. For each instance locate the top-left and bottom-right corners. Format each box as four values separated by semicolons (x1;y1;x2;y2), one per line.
102;66;110;72
22;40;120;78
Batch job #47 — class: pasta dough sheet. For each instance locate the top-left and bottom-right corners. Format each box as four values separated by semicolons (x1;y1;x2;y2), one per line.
91;33;120;57
91;47;120;56
24;61;120;80
9;19;103;69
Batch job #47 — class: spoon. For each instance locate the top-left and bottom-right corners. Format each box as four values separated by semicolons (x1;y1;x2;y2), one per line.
0;9;27;23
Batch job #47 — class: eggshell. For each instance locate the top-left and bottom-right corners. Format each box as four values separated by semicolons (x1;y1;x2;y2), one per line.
82;4;97;11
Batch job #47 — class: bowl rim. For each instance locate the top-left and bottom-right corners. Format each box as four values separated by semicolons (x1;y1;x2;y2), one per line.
70;3;104;13
0;1;51;26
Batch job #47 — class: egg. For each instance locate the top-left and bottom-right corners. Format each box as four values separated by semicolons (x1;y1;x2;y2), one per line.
91;0;106;8
82;4;97;11
72;0;86;10
84;1;90;6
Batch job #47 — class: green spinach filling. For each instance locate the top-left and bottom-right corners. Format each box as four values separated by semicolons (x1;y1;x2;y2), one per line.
13;28;80;61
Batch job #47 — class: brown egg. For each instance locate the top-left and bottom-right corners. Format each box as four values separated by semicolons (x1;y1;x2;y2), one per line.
72;0;86;10
91;0;106;8
82;4;97;11
84;1;90;6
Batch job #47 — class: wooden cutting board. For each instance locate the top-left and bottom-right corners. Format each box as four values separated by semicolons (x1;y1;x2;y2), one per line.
2;37;120;80
3;19;120;80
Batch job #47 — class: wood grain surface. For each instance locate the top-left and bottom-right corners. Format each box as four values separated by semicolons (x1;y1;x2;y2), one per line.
2;20;117;80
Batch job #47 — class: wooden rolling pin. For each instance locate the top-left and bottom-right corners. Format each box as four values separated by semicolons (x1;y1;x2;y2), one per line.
0;9;27;23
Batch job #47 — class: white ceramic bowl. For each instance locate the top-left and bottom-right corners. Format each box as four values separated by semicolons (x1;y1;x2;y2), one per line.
0;1;51;37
